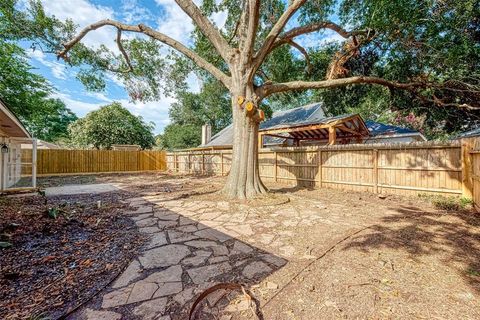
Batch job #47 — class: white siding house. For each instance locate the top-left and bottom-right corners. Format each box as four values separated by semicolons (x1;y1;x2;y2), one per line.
0;99;37;191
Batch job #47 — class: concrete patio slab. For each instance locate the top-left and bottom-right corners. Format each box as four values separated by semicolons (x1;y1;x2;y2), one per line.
45;183;120;196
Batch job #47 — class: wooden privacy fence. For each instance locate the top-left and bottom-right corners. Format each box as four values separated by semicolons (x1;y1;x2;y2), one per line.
167;140;475;198
29;149;166;175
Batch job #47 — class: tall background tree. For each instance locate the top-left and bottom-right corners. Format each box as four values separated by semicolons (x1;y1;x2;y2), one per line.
68;102;155;149
0;39;77;142
2;0;478;197
158;79;231;149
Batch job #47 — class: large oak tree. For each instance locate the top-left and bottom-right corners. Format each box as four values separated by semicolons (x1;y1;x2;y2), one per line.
4;0;477;198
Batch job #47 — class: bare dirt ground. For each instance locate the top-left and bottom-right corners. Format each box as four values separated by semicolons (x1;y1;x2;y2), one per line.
2;172;479;319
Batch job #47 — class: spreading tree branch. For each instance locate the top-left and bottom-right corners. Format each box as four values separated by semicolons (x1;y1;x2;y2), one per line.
287;40;312;74
272;21;371;50
57;19;231;88
174;0;233;62
257;76;478;110
116;29;133;72
257;76;422;97
241;0;261;66
252;0;306;73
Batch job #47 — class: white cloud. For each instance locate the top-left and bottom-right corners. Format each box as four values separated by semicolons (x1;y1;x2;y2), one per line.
155;0;195;44
52;90;175;134
186;72;202;93
210;10;228;29
27;49;67;80
117;98;175;133
295;30;345;49
52;92;102;116
40;0;117;51
85;91;111;103
121;0;154;24
154;0;227;44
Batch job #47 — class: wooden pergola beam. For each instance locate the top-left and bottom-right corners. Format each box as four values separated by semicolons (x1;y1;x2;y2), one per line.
263;133;297;140
259;114;364;136
328;125;337;145
336;124;363;136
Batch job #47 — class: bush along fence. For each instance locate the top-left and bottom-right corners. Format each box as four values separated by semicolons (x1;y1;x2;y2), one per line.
24;149;167;175
167;139;480;201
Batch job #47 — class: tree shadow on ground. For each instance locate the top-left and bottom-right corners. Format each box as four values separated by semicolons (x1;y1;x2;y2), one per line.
343;205;480;293
72;187;287;320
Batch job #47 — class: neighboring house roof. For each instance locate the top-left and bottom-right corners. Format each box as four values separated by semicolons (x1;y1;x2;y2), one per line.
202;103;426;147
22;140;61;149
365;120;425;139
204;125;233;148
112;144;142;151
0;98;30;138
259;102;326;130
203;102;326;147
452;127;480;139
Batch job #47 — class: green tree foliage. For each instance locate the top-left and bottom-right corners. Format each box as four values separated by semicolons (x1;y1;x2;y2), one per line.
312;0;480;138
0;40;77;141
68;102;155;149
158;80;231;149
27;98;78;142
156;124;201;150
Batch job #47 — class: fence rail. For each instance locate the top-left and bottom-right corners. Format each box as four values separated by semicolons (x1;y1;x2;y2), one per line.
167;141;468;197
27;149;166;175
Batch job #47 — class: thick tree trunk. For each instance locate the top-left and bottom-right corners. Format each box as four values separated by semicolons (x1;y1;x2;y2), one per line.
222;84;268;199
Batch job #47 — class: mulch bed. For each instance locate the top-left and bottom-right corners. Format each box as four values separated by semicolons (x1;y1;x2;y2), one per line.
0;191;146;320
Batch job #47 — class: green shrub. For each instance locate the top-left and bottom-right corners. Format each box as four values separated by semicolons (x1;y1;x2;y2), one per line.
419;194;473;211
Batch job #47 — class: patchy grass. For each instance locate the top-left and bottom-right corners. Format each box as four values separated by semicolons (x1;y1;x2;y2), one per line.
418;194;473;211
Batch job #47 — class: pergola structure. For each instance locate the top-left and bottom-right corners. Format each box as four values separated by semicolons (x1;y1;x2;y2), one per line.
259;114;370;148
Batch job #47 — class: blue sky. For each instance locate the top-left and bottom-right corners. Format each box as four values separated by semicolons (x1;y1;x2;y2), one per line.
22;0;342;134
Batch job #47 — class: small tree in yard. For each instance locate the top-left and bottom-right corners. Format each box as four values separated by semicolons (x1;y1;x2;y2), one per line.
68;102;155;149
4;0;477;198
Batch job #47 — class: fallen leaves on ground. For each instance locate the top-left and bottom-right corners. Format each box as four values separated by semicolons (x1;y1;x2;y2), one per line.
0;192;145;320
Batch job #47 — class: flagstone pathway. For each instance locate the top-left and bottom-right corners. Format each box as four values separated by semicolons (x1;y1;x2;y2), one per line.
71;190;352;320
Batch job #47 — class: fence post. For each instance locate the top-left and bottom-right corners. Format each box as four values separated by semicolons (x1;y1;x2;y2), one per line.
174;153;178;173
318;149;323;188
274;151;278;182
373;149;379;193
32;139;37;188
462;138;475;199
220;152;224;176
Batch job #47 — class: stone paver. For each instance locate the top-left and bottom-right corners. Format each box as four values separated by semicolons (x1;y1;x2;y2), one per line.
112;260;142;289
182;250;212;266
187;262;232;284
143;265;183;283
242;261;273;279
133;297;168;320
139;245;190;268
127;282;158;304
153;282;183;298
85;309;122;320
146;232;168;249
101;285;133;308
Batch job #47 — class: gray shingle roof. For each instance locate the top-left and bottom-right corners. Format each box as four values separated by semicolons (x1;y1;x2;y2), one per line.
259;102;325;130
452;127;480;139
365;120;418;137
203;102;325;147
201;102;424;147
